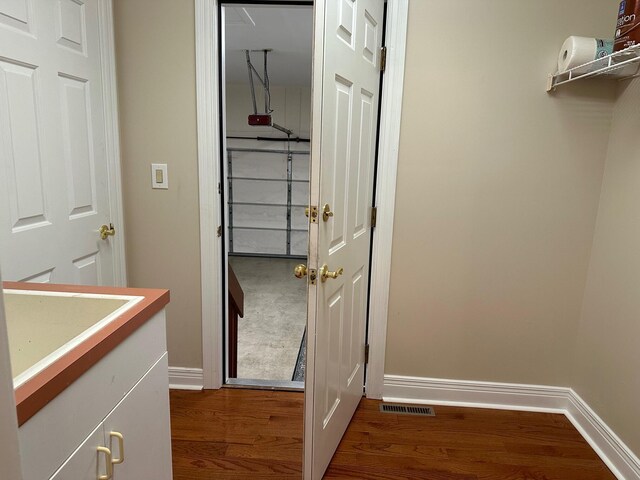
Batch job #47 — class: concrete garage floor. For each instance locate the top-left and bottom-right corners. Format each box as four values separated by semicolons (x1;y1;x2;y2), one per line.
229;256;307;381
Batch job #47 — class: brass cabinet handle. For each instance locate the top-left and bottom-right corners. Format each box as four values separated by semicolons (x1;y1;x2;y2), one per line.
99;223;116;240
109;431;125;465
97;446;113;480
319;264;344;282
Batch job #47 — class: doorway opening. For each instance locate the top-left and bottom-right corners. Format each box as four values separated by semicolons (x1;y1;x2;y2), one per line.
220;2;313;389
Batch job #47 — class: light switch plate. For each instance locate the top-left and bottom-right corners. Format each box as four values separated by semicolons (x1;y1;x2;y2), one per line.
151;164;168;189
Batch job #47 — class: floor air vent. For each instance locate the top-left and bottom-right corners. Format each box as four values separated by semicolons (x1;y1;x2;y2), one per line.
379;404;435;416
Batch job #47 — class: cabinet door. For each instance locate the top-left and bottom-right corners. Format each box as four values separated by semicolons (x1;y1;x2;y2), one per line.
103;353;172;480
50;423;109;480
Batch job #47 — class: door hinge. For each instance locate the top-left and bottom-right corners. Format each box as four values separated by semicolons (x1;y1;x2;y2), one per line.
364;344;370;364
370;206;377;228
380;46;387;73
216;225;222;237
305;205;319;224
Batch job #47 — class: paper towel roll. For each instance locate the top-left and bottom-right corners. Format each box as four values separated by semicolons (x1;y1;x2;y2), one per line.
557;36;613;73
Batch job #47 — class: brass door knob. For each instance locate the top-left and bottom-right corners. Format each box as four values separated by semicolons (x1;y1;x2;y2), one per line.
99;223;116;240
294;264;308;278
322;204;334;222
319;264;344;282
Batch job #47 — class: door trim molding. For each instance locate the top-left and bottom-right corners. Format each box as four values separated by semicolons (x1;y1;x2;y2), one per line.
365;0;409;399
195;0;224;389
98;0;127;286
383;375;640;480
195;0;408;392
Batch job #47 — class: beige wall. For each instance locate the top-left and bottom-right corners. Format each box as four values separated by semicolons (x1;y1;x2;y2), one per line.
572;78;640;454
111;0;636;428
114;0;202;368
385;0;618;386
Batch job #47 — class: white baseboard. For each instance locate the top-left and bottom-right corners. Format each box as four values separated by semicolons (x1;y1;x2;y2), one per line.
566;390;640;480
169;367;204;391
383;374;569;413
383;375;640;480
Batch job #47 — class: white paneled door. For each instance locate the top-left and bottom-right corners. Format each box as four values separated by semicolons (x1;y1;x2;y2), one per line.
305;0;384;478
0;0;118;285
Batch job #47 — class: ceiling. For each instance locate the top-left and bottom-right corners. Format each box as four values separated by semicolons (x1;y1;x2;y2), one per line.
224;5;313;87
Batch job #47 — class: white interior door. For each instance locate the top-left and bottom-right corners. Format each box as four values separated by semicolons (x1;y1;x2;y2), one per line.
305;0;384;478
0;0;117;285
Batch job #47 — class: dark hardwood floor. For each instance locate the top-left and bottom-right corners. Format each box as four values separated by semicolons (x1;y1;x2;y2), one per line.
170;389;616;479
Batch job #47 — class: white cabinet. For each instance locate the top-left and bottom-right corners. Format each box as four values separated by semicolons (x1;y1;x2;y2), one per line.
19;311;173;480
49;424;108;480
102;354;172;480
49;354;171;480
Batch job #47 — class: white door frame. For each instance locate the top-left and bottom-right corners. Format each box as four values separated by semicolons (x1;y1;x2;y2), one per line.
363;0;408;398
99;0;127;286
196;0;408;394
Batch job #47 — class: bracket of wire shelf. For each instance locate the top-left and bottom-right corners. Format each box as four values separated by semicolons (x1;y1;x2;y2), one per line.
547;43;640;92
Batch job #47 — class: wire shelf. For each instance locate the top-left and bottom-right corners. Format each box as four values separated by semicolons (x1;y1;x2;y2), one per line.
547;43;640;92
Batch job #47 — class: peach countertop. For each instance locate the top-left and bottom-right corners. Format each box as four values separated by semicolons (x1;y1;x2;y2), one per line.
3;282;170;426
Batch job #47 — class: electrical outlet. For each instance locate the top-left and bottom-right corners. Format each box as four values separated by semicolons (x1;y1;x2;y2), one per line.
151;164;168;189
